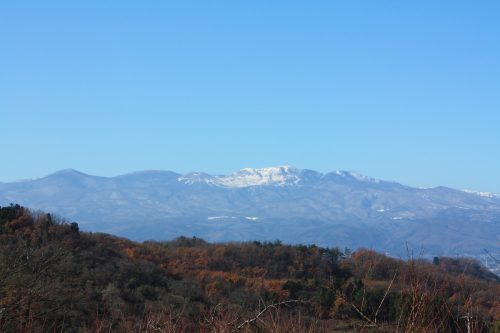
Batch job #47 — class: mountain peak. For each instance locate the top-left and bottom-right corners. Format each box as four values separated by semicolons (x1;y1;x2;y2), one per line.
48;169;89;177
239;165;295;173
177;172;214;185
333;170;381;183
178;166;303;187
223;165;301;187
177;166;389;188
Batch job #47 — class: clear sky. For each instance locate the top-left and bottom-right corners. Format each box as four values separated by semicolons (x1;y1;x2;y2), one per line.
1;1;499;192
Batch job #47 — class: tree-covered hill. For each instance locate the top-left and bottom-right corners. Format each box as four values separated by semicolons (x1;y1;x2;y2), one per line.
0;204;499;332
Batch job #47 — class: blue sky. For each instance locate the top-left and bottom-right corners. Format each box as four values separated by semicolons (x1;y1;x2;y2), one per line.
1;1;499;192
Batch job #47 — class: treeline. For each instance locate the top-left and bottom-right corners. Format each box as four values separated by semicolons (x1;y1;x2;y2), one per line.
0;204;499;332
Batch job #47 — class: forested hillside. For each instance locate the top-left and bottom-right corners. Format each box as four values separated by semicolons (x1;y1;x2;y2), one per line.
0;204;499;332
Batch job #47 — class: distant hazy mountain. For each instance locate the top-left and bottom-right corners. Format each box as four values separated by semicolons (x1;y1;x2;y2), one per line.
1;166;499;261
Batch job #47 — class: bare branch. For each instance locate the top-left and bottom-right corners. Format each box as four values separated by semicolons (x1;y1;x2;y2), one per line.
230;299;303;333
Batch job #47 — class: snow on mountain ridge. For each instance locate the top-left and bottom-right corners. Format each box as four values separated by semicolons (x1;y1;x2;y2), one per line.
177;166;383;188
177;172;214;185
334;170;381;183
461;189;500;199
178;166;302;187
217;165;301;187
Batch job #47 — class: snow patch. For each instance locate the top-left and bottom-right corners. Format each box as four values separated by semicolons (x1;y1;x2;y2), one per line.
180;166;302;188
207;216;260;221
334;170;380;183
207;216;235;220
461;189;500;199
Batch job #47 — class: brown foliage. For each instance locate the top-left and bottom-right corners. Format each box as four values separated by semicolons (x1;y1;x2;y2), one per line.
0;205;498;332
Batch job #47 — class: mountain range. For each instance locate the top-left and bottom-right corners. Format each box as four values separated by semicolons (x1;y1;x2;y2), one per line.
1;166;499;262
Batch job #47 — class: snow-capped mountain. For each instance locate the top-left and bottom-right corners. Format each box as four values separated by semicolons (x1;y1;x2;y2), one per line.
178;166;304;187
177;166;383;188
1;167;499;261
